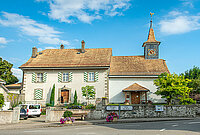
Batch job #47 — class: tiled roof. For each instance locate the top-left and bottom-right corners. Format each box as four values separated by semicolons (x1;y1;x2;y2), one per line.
110;56;170;76
5;83;22;88
20;48;112;68
143;28;160;47
122;83;149;92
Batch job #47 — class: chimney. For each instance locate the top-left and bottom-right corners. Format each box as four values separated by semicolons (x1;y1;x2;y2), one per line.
81;40;85;53
60;44;64;49
32;47;37;58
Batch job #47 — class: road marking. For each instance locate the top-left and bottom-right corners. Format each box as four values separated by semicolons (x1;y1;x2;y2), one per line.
160;129;165;132
172;124;178;127
188;122;200;124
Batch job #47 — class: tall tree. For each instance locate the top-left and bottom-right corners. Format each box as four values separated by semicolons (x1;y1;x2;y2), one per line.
81;85;95;104
0;94;4;108
0;57;18;84
73;90;78;105
50;84;55;106
154;73;195;105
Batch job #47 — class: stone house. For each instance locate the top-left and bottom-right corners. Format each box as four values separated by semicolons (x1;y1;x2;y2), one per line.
20;19;170;105
19;41;112;105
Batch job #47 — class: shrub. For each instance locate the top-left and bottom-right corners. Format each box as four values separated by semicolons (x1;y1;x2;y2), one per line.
106;112;119;122
46;103;53;107
63;110;73;118
66;103;83;109
50;84;55;106
74;90;78;105
41;108;46;115
0;94;4;108
85;104;96;109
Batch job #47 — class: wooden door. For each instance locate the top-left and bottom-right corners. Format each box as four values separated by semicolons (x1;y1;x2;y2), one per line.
61;90;69;103
131;92;140;104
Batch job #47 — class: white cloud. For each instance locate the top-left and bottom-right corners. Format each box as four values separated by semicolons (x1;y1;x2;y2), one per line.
11;68;22;82
0;12;70;45
0;45;6;48
36;0;131;23
0;37;8;44
159;11;200;35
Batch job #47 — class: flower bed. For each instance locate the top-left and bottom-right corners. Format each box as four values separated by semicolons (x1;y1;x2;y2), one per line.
106;112;119;122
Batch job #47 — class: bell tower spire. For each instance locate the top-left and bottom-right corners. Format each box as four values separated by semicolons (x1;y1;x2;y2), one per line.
143;12;161;59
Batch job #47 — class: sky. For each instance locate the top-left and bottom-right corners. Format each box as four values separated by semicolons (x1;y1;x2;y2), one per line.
0;0;200;82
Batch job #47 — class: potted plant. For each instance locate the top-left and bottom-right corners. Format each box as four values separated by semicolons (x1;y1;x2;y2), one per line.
60;110;75;124
106;112;119;122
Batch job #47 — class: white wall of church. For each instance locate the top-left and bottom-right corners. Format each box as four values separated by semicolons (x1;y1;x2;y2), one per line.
23;69;108;105
109;77;166;103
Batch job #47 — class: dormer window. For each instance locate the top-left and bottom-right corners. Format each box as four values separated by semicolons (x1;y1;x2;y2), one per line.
62;73;69;82
37;73;43;82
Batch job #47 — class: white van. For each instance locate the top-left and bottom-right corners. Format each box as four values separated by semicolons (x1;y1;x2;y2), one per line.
20;104;41;117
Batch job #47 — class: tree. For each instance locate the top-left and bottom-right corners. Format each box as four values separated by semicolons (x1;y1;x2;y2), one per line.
7;93;18;108
81;85;96;104
0;94;4;108
0;57;18;85
50;84;55;106
73;90;78;105
154;73;195;105
182;66;200;94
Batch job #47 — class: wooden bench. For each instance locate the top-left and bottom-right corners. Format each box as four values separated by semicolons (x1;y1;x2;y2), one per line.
72;113;88;120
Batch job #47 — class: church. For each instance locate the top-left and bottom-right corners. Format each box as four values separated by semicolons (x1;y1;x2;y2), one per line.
19;17;169;105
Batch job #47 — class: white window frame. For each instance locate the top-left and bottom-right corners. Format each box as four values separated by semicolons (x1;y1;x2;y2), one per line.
88;72;95;82
37;73;43;83
62;72;69;82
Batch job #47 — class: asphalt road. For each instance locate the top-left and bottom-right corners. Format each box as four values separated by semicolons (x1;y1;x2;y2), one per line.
1;118;200;135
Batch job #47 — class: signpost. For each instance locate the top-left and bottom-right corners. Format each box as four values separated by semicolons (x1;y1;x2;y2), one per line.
155;105;164;111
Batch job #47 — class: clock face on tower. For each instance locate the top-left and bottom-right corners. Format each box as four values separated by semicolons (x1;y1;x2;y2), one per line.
148;49;156;56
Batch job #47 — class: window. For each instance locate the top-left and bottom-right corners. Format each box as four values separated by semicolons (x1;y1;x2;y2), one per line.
62;73;69;82
88;72;95;81
34;89;43;100
37;73;43;82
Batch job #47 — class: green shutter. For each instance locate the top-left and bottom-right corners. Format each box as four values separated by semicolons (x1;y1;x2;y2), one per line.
95;72;99;82
43;72;47;82
84;72;88;82
69;72;73;82
32;72;36;83
58;72;62;82
35;89;43;100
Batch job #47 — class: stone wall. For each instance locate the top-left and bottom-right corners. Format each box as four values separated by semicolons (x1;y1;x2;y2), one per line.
45;107;91;122
0;107;20;124
87;105;197;120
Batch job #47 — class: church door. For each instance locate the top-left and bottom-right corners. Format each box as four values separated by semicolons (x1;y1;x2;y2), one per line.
61;89;69;103
131;92;140;104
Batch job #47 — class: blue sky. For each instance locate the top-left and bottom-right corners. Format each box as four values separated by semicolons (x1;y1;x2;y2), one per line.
0;0;200;82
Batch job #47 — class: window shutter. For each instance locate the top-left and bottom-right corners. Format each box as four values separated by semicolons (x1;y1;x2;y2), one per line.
43;72;47;82
34;89;43;100
58;72;62;82
32;72;36;83
84;72;88;82
69;72;73;82
95;72;99;82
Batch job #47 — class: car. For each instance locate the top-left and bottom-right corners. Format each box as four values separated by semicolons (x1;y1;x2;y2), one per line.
20;108;28;120
20;104;41;117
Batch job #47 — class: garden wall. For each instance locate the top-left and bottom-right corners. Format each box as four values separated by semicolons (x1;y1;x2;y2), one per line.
0;107;20;124
87;105;197;120
45;107;91;122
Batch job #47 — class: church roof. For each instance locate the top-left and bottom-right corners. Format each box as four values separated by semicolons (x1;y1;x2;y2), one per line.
20;48;112;68
122;83;149;92
142;28;160;47
109;56;170;76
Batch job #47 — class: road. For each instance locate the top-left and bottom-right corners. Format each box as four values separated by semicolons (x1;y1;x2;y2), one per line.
1;118;200;135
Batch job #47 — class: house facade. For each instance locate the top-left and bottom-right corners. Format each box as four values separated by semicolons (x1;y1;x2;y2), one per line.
19;42;111;105
20;18;170;105
0;78;9;102
109;19;170;104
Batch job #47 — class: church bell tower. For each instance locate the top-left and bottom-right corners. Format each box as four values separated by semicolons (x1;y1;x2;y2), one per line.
143;13;160;59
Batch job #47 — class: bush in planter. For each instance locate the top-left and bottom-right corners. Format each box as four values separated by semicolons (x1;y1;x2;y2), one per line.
66;103;83;109
85;104;96;109
46;103;52;107
63;110;73;118
106;112;119;122
60;110;75;124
